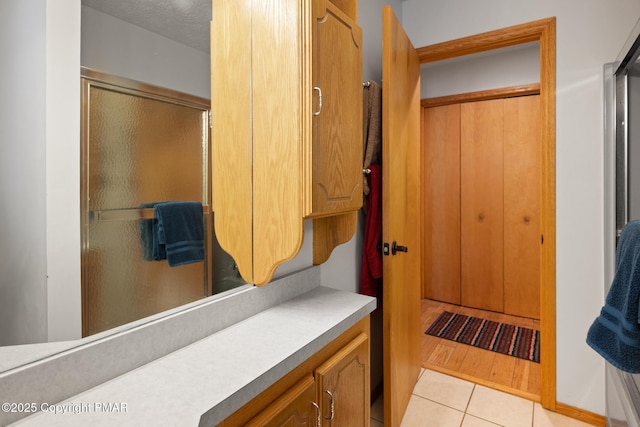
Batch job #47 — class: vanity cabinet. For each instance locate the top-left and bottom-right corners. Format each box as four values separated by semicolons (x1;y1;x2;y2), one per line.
218;318;370;427
211;0;362;285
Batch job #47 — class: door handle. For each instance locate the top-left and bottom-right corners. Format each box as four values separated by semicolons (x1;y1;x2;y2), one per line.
391;241;408;255
313;86;323;116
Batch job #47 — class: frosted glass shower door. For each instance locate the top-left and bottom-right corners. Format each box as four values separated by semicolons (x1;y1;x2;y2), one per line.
81;71;211;337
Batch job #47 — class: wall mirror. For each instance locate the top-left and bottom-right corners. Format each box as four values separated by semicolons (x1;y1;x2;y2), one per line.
1;0;252;372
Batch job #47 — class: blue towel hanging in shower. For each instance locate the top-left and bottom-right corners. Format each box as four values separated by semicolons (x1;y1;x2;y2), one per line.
153;201;205;267
587;220;640;373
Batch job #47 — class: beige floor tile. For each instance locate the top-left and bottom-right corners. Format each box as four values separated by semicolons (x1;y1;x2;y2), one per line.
461;414;503;426
371;394;384;422
371;418;384;427
533;403;594;427
401;395;464;427
413;369;475;411
466;385;533;427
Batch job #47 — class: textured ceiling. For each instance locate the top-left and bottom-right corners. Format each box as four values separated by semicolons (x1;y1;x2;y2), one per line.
82;0;211;53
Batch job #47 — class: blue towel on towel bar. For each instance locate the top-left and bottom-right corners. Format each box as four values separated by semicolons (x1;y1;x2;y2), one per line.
139;202;166;261
587;220;640;373
154;201;205;267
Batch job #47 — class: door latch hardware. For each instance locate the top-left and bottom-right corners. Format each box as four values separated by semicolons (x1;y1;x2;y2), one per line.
383;243;390;256
391;241;408;255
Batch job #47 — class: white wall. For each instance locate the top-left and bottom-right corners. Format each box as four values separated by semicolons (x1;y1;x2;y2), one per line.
81;6;210;99
402;0;640;414
0;1;49;345
421;42;539;98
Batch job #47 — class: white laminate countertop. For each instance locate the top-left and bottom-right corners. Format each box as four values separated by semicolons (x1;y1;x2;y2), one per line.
12;286;376;427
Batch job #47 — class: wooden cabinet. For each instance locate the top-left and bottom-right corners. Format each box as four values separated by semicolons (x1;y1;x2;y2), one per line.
219;318;370;427
422;95;540;319
211;0;362;285
315;333;369;426
307;0;363;217
245;376;318;427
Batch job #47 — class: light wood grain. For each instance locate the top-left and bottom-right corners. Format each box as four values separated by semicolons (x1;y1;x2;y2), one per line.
417;18;555;64
382;7;422;427
421;83;540;108
422;104;461;304
315;333;370;426
211;1;253;283
460;99;504;312
421;299;541;402
538;17;557;411
251;0;305;285
245;376;317;427
312;212;358;265
307;0;363;217
504;95;540;319
327;0;357;21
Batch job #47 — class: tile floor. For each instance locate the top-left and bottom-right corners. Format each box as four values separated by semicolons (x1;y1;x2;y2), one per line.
370;369;594;427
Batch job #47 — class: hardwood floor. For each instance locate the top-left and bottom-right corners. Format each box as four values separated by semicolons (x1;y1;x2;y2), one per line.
421;299;541;402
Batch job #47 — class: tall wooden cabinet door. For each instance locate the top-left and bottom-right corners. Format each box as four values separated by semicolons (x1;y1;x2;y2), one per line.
504;95;540;319
308;0;363;217
422;104;461;303
315;333;370;426
245;376;318;427
460;99;504;312
382;6;422;427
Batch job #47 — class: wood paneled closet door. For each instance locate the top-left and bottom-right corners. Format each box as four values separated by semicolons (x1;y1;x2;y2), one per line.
460;99;505;313
422;104;461;304
422;95;540;318
503;95;540;319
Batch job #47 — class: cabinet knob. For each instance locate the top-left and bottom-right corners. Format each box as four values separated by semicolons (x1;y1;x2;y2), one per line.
478;213;485;222
313;87;323;116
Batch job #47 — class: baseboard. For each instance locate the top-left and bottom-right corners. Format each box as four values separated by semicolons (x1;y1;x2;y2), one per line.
555;402;605;427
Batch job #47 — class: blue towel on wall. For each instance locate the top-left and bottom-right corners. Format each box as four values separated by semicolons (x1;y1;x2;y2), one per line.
587;220;640;373
154;201;205;267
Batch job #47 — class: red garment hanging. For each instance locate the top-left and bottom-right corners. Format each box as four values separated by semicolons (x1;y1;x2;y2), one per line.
360;164;382;296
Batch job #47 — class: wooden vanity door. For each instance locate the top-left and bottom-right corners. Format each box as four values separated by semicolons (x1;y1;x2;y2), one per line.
315;333;369;426
245;376;318;427
382;6;422;427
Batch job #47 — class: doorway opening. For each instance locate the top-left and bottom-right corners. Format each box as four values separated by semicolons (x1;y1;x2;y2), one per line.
416;17;556;409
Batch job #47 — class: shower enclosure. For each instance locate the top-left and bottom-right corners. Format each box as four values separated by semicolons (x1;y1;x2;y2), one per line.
604;18;640;427
80;68;241;337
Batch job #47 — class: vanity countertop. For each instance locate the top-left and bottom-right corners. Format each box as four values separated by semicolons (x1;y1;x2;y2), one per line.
11;285;376;426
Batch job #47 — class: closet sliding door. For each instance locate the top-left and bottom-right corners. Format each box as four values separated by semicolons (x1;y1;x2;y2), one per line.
460;99;505;313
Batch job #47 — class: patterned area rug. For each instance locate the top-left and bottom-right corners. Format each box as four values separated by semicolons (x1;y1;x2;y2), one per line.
425;311;540;363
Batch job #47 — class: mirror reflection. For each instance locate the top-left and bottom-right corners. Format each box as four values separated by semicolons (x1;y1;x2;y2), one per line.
1;0;247;356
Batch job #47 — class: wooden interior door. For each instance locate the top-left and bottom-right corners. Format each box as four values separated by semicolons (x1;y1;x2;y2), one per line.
382;6;422;427
504;95;540;318
460;99;504;312
422;104;461;304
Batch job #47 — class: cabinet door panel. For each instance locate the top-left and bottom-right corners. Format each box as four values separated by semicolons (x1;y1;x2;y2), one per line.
315;333;369;427
423;104;461;304
461;99;504;312
246;376;318;427
309;0;363;217
504;95;540;319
